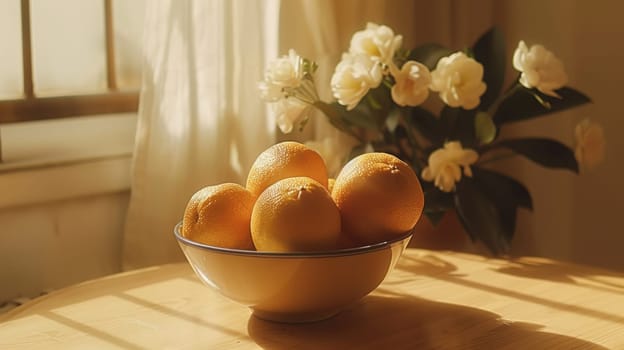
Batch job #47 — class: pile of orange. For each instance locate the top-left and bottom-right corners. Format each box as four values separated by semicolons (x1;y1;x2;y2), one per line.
181;141;424;252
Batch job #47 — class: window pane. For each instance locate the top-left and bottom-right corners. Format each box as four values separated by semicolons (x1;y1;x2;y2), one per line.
113;0;146;89
31;0;106;96
0;0;24;99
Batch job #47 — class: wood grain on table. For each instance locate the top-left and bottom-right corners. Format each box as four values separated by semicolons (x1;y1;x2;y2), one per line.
1;249;623;349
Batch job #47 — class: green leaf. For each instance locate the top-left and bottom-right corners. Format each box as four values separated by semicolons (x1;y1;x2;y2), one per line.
300;57;318;75
472;27;506;110
407;107;443;144
472;167;533;210
493;86;591;126
440;107;477;147
474;111;496;144
454;168;532;255
422;185;455;227
454;177;511;255
492;138;579;173
313;101;348;129
344;110;380;130
408;43;453;70
424;211;446;227
423;185;454;212
328;102;379;131
469;167;532;242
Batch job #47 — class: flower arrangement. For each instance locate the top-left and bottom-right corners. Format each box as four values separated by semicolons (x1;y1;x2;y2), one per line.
258;23;605;255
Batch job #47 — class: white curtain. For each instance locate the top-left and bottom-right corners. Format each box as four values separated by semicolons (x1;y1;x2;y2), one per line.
122;0;497;269
122;0;279;270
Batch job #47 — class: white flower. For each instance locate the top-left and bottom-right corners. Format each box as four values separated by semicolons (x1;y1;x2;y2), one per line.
257;81;283;102
349;22;402;65
421;141;479;192
264;49;304;87
430;52;487;110
513;41;568;97
574;119;606;170
331;53;383;110
258;49;304;102
390;61;431;107
272;97;308;134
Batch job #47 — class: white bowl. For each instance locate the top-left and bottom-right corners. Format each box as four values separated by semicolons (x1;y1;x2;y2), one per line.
174;223;412;323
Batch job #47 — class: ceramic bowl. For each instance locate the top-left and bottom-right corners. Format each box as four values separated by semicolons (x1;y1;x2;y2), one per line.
174;222;412;323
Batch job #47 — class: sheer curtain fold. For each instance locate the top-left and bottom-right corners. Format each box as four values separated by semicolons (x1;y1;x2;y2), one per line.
122;0;278;270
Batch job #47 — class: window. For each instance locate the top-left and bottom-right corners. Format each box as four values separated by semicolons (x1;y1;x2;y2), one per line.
0;0;145;164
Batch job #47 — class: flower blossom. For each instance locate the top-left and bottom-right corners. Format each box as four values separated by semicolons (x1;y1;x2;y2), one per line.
258;49;304;102
390;61;431;107
513;41;568;97
574;119;606;170
349;22;402;65
272;97;308;134
430;52;487;110
331;53;383;110
421;141;479;192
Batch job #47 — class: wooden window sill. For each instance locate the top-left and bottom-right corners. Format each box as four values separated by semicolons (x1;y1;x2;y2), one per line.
0;113;136;208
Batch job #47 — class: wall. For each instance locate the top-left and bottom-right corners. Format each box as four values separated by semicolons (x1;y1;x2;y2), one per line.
490;0;624;270
0;114;135;303
0;192;129;302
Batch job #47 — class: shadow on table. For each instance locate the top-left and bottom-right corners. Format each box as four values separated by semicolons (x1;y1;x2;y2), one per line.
248;294;606;350
393;252;463;277
494;259;624;293
395;252;624;326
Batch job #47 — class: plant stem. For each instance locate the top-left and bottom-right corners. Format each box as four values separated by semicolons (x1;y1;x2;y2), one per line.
311;101;365;143
294;80;318;105
487;81;522;115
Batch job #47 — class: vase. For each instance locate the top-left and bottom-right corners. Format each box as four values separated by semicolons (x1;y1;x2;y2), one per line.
408;209;479;253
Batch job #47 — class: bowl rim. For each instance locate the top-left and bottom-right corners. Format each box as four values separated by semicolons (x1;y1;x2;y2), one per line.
173;222;413;258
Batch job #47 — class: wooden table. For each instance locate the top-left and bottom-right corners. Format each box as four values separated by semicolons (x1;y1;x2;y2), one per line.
1;249;623;349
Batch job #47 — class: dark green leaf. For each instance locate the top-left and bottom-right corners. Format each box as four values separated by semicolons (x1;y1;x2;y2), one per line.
407;107;443;144
327;102;379;130
344;111;381;130
493;86;591;126
492;138;579;173
423;185;454;212
408;43;453;70
474;111;496;144
313;102;350;132
424;211;446;227
472;27;506;110
440;107;477;147
469;167;532;243
367;84;394;116
422;185;455;227
454;178;511;255
472;167;533;210
383;124;412;163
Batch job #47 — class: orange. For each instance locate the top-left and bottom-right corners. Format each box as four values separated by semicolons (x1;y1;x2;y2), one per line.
251;177;341;252
182;183;255;250
246;141;329;198
331;152;424;245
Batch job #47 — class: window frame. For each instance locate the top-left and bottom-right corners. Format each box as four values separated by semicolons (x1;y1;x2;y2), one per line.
0;0;140;125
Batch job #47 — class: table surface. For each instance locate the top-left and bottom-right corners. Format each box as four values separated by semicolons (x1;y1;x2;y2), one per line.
1;249;623;349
